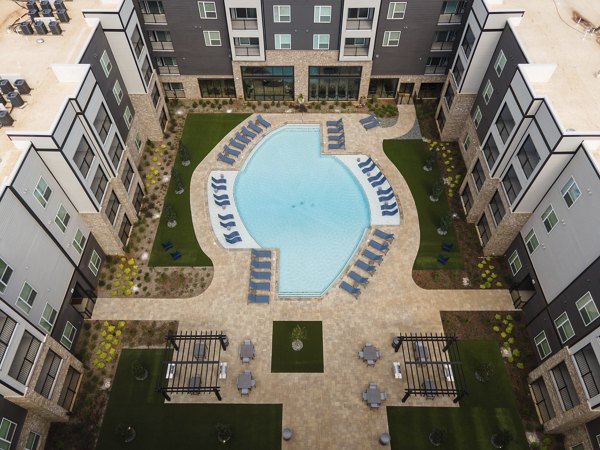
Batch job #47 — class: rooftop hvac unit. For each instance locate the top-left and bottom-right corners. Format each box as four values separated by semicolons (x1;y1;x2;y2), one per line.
48;21;62;35
14;79;31;95
40;0;51;10
19;21;34;35
7;92;25;108
26;0;38;11
0;111;14;127
54;0;66;11
0;80;14;95
55;9;69;23
0;93;5;106
34;21;48;35
42;8;53;17
28;8;39;18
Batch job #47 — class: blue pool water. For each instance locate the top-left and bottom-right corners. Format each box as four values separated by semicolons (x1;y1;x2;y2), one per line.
234;124;370;296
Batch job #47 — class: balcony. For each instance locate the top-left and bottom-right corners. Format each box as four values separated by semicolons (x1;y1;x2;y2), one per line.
431;41;454;51
158;66;180;75
346;19;373;30
142;13;166;24
151;41;174;51
234;46;261;57
343;46;369;57
231;19;258;30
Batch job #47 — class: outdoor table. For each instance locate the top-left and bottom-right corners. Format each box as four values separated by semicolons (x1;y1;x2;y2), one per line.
362;345;379;364
240;342;255;361
237;371;253;390
365;386;382;407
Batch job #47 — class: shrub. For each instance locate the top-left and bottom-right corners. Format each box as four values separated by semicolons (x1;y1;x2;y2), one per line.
492;326;500;332
516;362;524;369
192;102;198;108
164;203;177;224
171;169;184;194
178;143;191;164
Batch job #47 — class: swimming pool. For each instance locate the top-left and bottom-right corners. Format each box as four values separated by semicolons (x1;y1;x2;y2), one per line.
234;124;370;296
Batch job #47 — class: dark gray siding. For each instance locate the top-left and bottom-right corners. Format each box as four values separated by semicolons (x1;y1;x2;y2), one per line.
262;0;342;50
0;398;27;450
80;27;135;141
471;25;528;143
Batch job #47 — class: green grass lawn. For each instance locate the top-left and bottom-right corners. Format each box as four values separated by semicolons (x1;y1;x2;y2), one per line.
271;321;324;373
96;349;282;450
149;113;250;267
383;139;463;269
387;341;528;450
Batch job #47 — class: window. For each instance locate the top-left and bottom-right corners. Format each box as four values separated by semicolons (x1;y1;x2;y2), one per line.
530;377;555;423
525;228;539;254
571;444;584;450
273;5;290;23
534;331;551;359
461;26;475;58
461;187;473;213
0;258;13;293
198;1;216;19
439;1;465;23
0;419;16;450
275;34;291;50
199;79;236;98
472;106;482;128
348;7;373;20
472;160;485;191
17;282;37;314
383;31;401;47
308;66;361;101
576;292;600;326
561;177;581;208
60;322;76;350
424;57;449;75
508;250;522;275
34;177;52;208
100;51;112;77
108;135;124;168
152;84;160;108
555;312;574;343
313;34;330;50
502;166;522;204
39;303;57;333
552;361;580;411
431;30;456;51
113;80;123;105
89;250;101;276
58;366;81;411
122;161;135;192
8;332;40;384
135;133;142;151
25;432;41;450
573;344;600;399
518;136;540;178
482;135;499;169
482;79;493;104
106;192;120;225
477;215;491;246
489;191;505;225
142;57;152;86
149;30;173;51
243;66;295;101
387;2;407;19
444;83;454;109
0;313;16;364
91;167;108;203
203;31;221;46
73;137;94;178
119;215;132;245
156;57;179;75
93;105;111;143
368;78;398;98
437;109;446;129
131;26;144;58
462;133;471;151
541;205;558;233
314;5;331;23
496;105;515;143
453;58;464;85
495;50;507;76
54;205;70;232
140;0;165;23
124;107;133;129
73;229;86;254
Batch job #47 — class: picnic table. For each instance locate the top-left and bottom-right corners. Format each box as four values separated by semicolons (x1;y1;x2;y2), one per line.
362;344;380;366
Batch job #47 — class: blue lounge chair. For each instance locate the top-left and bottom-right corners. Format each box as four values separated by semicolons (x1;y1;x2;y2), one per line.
378;193;395;203
251;249;272;258
382;208;399;216
224;231;240;240
438;254;449;265
170;250;181;260
328;125;343;134
374;229;395;241
211;177;227;184
377;186;393;196
327;118;342;127
363;249;383;263
218;153;235;165
214;194;229;201
442;242;453;252
219;213;234;221
328;141;345;150
369;240;389;253
215;200;231;207
256;115;271;128
364;119;381;130
241;126;256;138
224;145;240;156
220;221;235;229
212;183;227;191
329;134;345;142
248;120;262;133
340;281;361;297
371;176;387;188
355;259;376;273
250;270;271;280
249;280;270;291
235;132;251;144
251;260;271;269
361;161;377;174
162;241;173;250
248;293;269;303
226;236;242;244
358;157;373;168
348;271;369;285
380;202;397;211
360;113;377;124
229;139;245;150
368;171;384;183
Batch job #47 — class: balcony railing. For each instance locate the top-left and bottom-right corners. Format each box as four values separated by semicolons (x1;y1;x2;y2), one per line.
346;19;373;30
151;41;174;51
343;46;369;57
234;46;260;57
425;66;447;75
158;66;180;75
231;18;258;30
438;13;462;24
142;13;166;24
431;41;454;51
164;89;186;99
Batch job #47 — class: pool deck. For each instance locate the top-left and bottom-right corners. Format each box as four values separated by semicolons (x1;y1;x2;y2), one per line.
92;108;514;450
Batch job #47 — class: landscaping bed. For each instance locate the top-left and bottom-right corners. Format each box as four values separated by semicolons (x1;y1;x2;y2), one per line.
271;321;324;373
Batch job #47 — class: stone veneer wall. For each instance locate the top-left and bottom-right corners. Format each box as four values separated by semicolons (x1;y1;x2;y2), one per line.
437;77;477;142
129;71;167;142
15;411;50;450
483;209;530;256
528;347;600;435
80;184;125;255
563;424;594;450
458;123;481;169
461;154;498;223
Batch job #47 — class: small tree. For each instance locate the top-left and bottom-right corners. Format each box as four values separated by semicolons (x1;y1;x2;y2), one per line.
215;423;232;444
171;168;184;195
475;362;495;383
290;324;307;351
430;179;444;202
115;423;136;443
164;203;177;228
429;428;447;446
179;143;191;166
491;429;513;448
131;360;148;381
423;152;437;171
437;212;453;236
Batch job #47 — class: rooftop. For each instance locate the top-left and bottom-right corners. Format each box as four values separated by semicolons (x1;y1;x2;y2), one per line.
497;0;600;133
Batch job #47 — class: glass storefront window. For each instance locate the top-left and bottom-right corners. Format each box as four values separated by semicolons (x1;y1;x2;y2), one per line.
308;66;362;101
241;66;294;101
368;78;398;98
199;79;236;98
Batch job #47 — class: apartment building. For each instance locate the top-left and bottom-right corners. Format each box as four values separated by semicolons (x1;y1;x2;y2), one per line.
0;0;165;446
436;0;600;447
139;0;471;103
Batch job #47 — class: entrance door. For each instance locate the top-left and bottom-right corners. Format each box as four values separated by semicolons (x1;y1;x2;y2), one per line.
397;83;414;104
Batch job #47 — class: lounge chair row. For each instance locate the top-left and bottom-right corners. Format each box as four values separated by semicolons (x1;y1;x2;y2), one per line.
248;248;272;303
357;157;399;217
218;115;271;165
340;229;395;297
327;118;345;150
360;113;380;130
162;241;181;260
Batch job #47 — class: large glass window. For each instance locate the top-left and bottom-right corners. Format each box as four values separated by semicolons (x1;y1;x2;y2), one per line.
124;107;133;129
140;0;165;23
89;250;101;276
91;167;108;203
477;215;491;246
73;229;86;254
439;1;465;23
199;79;236;98
149;30;173;51
93;105;111;142
518;136;540;178
25;432;40;450
142;57;152;86
242;66;294;101
0;258;12;293
425;56;448;74
561;177;581;208
437;109;446;129
368;78;398;98
60;322;76;350
531;378;555;423
472;160;485;191
119;215;132;245
106;192;120;225
525;228;539;254
461;186;473;213
541;205;558;233
489;191;505;226
308;66;361;101
39;303;57;333
453;58;464;85
134;185;144;213
131;26;144;58
472;106;482;128
496;105;515;143
483;135;499;169
74;137;94;178
431;30;456;51
502;166;521;204
113;80;123;105
482;79;493;104
122;161;135;192
444;83;454;109
108;135;124;169
461;26;475;58
0;312;16;363
163;82;185;98
156;57;179;75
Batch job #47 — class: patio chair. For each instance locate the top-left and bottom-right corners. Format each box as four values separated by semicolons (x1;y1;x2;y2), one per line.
340;280;361;297
256;114;271;128
250;270;271;280
220;221;236;229
348;271;369;285
380;392;387;401
369;382;377;389
226;236;242;244
362;249;383;263
438;254;449;265
212;183;227;191
359;113;377;124
361;161;377;174
362;392;368;401
251;249;272;259
367;359;375;366
248;292;269;303
358;157;373;168
229;138;245;150
442;242;454;252
219;213;234;221
214;193;229;201
327;125;343;134
368;240;389;253
377;186;393;196
215;199;231;207
358;351;364;358
250;260;271;269
224;231;240;240
241;388;249;395
355;259;376;273
193;342;206;360
224;145;240;156
326;118;342;127
374;229;395;241
371;176;387;188
218;153;235;165
170;250;181;260
249;280;270;291
328;141;345;150
328;133;345;142
241;126;256;138
382;208;399;216
364;119;381;130
251;379;256;387
235;132;251;144
162;241;173;250
248;120;262;133
378;193;395;203
211;176;227;184
368;171;384;184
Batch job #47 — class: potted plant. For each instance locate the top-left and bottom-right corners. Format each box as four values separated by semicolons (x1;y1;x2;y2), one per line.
429;179;443;202
164;204;177;228
131;359;148;381
179;143;191;166
474;362;494;383
171;168;184;195
436;212;453;236
428;427;447;446
290;324;307;352
115;423;136;443
491;429;512;448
